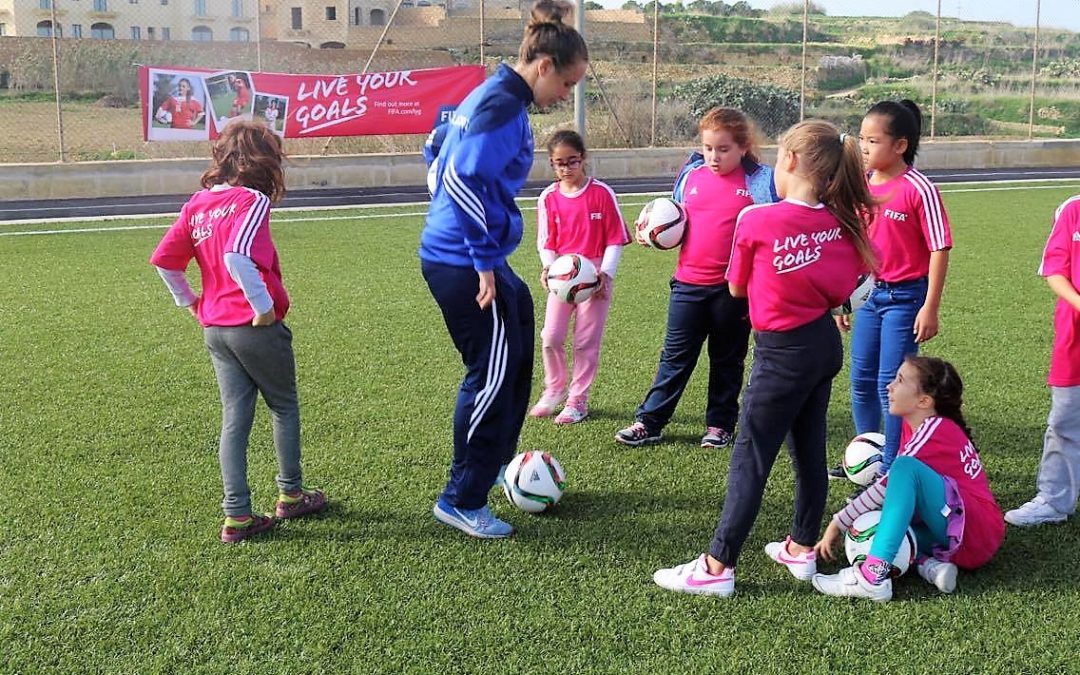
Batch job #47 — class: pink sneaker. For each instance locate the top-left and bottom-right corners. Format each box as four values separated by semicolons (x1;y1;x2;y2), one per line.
764;536;817;581
554;404;588;425
529;391;567;418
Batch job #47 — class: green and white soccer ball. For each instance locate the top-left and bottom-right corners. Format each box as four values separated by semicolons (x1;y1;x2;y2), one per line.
502;451;566;513
844;509;916;576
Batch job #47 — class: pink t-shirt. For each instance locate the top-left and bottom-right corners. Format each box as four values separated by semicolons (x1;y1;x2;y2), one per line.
150;186;289;327
537;178;629;259
1038;195;1080;387
726;200;866;332
674;165;755;285
867;166;952;282
898;417;1004;569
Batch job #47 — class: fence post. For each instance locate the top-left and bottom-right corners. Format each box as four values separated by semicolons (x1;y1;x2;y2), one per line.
650;1;659;147
255;0;263;72
49;0;65;162
480;0;485;64
1028;0;1041;140
574;0;585;142
799;0;807;121
930;0;940;139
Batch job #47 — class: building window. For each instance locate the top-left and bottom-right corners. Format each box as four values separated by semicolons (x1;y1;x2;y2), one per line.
161;0;169;4
72;24;82;37
232;0;244;17
131;25;140;39
194;0;207;16
94;0;108;11
39;0;51;10
290;7;302;29
191;25;212;41
229;27;249;41
37;20;58;37
325;6;336;20
162;26;170;39
353;7;361;25
90;22;114;38
369;8;385;25
0;24;7;37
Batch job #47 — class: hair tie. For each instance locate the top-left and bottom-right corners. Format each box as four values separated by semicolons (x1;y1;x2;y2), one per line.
839;133;848;144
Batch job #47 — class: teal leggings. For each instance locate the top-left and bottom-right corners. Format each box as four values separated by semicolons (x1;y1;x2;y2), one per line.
869;456;950;561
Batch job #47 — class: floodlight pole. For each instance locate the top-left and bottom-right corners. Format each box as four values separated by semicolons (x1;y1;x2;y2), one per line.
650;0;659;146
1028;0;1041;139
255;0;263;72
574;0;586;142
930;0;940;138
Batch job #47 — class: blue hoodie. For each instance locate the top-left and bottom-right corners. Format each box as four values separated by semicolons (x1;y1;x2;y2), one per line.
419;64;535;271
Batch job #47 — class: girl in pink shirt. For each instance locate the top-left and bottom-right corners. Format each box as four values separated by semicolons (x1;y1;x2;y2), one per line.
530;130;629;424
615;107;777;449
653;120;875;598
839;100;954;479
1005;195;1080;527
150;119;326;544
812;356;1004;602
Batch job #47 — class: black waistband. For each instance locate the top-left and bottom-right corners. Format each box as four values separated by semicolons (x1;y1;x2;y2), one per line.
874;276;928;289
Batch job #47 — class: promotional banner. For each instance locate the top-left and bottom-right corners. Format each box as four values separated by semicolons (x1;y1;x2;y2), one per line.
140;64;485;142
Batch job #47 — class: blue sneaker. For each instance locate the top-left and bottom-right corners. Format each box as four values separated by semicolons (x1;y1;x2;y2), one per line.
433;498;514;539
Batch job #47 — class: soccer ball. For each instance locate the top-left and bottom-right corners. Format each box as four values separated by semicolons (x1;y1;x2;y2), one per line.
843;432;885;486
158;110;172;125
635;197;687;250
831;273;875;316
546;253;599;304
844;509;916;576
502;450;566;513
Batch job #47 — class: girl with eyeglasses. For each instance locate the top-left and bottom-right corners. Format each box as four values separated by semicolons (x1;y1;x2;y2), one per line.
529;130;630;425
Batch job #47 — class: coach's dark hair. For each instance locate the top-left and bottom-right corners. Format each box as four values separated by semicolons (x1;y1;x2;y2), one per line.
780;119;877;270
202;118;286;204
519;0;588;71
699;107;760;165
546;129;586;157
866;99;922;166
905;355;974;443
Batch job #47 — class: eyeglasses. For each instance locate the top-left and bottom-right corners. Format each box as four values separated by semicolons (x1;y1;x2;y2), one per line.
550;157;583;170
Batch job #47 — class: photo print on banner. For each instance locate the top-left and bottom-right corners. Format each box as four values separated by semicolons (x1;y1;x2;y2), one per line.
254;94;288;136
147;69;210;141
205;71;255;130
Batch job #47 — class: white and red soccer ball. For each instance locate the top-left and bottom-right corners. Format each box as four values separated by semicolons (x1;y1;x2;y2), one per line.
546;254;599;304
502;451;566;513
635;197;687;250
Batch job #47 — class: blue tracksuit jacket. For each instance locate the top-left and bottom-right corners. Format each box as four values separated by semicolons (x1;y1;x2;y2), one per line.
419;64;535;272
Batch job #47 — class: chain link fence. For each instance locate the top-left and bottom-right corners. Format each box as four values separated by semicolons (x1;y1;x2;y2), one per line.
0;0;1076;163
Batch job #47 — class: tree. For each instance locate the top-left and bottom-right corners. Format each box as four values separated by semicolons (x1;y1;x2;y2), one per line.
585;0;603;8
621;0;643;9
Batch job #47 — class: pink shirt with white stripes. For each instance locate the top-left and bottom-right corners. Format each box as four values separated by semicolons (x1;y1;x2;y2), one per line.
868;166;952;283
150;185;289;327
536;178;629;262
1038;195;1080;387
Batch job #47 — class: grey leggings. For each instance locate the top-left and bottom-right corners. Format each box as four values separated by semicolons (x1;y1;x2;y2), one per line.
204;322;303;516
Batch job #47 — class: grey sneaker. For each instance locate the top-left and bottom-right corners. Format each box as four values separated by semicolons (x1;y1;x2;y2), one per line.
701;426;733;448
615;421;662;446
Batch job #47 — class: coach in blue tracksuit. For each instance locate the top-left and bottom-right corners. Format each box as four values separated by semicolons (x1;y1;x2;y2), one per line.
420;0;588;539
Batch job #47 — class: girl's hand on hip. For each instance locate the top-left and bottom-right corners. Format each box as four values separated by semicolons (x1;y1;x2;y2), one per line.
540;265;550;291
476;270;496;310
252;309;276;326
913;305;939;343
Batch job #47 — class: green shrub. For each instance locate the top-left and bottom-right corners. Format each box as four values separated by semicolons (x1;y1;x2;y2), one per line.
668;73;799;137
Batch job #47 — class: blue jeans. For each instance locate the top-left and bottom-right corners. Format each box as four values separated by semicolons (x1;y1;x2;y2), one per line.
850;277;928;473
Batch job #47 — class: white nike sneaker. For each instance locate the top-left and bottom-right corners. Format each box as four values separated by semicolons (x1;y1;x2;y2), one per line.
764;536;817;581
1004;496;1068;527
653;555;735;598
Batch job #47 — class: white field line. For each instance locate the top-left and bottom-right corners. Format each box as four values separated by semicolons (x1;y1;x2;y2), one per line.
1;180;1078;237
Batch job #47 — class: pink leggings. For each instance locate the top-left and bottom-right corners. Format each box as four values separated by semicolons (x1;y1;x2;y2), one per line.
539;284;613;407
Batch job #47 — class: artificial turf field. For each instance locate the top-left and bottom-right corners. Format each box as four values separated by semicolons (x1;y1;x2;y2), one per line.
2;181;1079;673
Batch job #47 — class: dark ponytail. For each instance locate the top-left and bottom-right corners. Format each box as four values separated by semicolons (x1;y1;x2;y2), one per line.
905;355;974;443
866;99;922;166
519;0;588;70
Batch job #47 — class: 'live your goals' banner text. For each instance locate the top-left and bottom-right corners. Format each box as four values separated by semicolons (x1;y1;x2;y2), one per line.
140;64;485;142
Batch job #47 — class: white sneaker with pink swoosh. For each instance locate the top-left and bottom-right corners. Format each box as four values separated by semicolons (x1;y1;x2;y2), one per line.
764;536;817;581
653;555;735;597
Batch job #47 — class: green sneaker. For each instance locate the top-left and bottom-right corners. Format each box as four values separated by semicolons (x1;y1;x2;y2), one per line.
220;514;274;543
275;486;327;519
